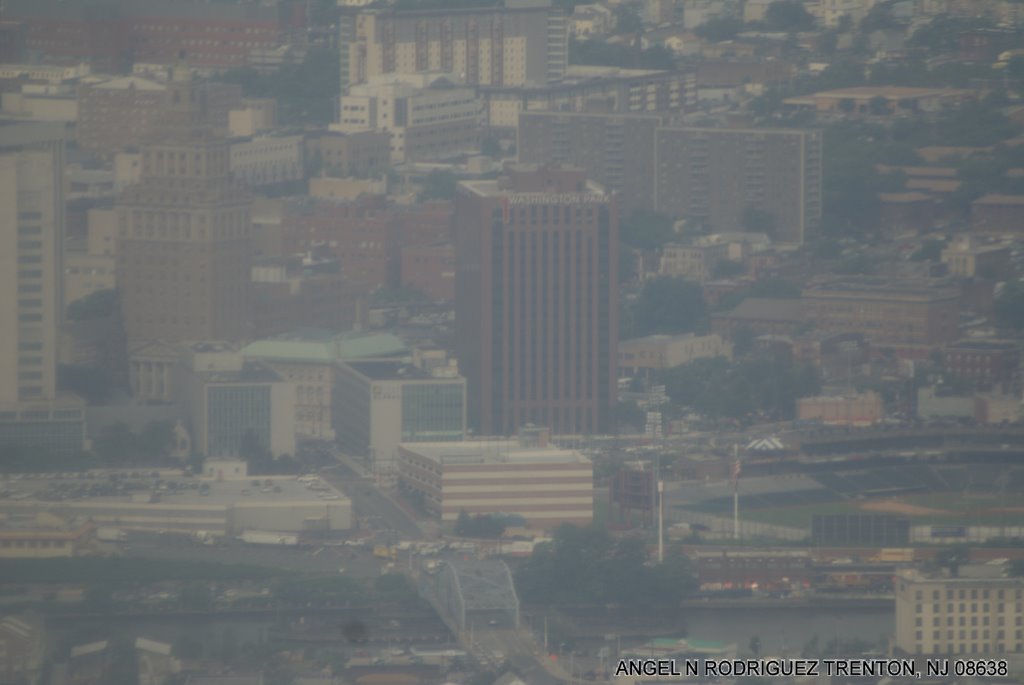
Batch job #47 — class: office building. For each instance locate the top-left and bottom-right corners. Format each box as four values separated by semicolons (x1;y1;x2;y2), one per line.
229;135;304;188
335;359;467;480
5;0;303;72
117;67;252;346
454;164;618;435
941;238;1011;279
397;427;593;527
338;1;568;93
490;66;692;129
78;76;241;160
942;340;1021;392
796;392;884;427
0;121;86;459
517;115;818;238
655;127;823;244
517;111;662;213
894;570;1024;656
336;73;482;163
971;194;1024;234
176;343;295;459
801;277;961;348
306;129;392;178
240;329;408;442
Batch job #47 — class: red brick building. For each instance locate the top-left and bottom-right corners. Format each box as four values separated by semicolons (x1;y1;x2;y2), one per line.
5;0;304;71
971;194;1024;234
401;244;455;301
879;192;935;234
942;340;1021;393
78;76;242;159
282;197;455;297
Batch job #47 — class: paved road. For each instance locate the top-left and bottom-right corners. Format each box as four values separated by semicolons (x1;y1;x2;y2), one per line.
123;530;385;577
472;627;567;685
319;462;424;541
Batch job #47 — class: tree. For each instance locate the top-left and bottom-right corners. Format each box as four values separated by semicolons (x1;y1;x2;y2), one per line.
995;279;1024;331
180;582;213;611
765;1;814;32
621;209;674;250
92;422;139;466
220;46;340;126
695;16;744;42
868;95;889;116
516;525;696;608
481;135;503;159
749;635;762;656
58;365;117;404
910;238;945;262
740;207;777;237
417;169;458;201
67;288;119;321
631;277;709;336
935;545;970;577
614;5;642;34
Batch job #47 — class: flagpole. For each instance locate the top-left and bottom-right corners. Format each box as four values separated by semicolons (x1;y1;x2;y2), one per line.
732;444;739;541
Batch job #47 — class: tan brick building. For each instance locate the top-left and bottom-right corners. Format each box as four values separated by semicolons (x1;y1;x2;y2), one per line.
801;277;960;347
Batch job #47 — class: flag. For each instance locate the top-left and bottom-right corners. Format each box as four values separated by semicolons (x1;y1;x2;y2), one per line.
731;459;741;490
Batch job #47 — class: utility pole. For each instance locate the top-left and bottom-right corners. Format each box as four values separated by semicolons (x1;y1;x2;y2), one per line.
732;444;740;541
657;479;664;563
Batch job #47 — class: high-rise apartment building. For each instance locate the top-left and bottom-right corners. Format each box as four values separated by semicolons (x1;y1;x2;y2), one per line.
0;122;64;405
117;67;252;346
454;165;618;436
338;0;568;94
655;127;822;244
518;111;662;213
520;114;823;245
0;121;85;458
517;113;822;244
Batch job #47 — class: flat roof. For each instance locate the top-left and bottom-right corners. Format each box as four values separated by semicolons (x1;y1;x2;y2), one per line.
346;360;434;381
3;473;347;508
458;177;607;199
804;277;959;299
973;193;1024;205
205;361;281;384
241;330;407;364
619;333;707;347
788;86;973;100
945;340;1020;351
400;441;589;465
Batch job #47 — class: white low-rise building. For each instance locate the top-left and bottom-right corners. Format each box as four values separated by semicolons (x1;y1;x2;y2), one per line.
398;427;593;528
336;73;482;163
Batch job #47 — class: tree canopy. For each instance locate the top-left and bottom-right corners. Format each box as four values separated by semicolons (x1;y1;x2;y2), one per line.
631;277;709;336
515;524;696;608
220;46;340;126
995;279;1024;332
67;288;118;321
621;209;675;250
659;357;821;420
764;1;814;32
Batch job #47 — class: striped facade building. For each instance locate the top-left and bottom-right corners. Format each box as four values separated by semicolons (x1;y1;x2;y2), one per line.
397;434;593;528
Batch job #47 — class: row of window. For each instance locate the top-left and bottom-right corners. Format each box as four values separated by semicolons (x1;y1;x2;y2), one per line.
0;539;69;549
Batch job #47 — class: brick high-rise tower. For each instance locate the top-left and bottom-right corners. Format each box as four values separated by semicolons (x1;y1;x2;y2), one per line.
117;64;252;345
455;164;618;436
